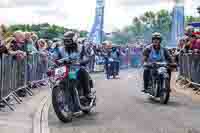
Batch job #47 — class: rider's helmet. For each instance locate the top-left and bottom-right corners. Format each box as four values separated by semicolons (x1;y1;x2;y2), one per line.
63;31;75;47
152;32;162;42
104;41;112;49
64;31;75;40
152;32;162;49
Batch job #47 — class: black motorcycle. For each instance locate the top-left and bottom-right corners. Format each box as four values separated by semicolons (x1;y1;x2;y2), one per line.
143;62;176;104
47;58;96;123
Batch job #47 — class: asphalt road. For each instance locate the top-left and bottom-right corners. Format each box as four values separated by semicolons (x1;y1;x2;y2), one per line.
48;69;200;133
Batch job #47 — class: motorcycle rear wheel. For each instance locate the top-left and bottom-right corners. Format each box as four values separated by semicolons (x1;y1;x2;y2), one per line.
52;85;73;123
160;79;170;104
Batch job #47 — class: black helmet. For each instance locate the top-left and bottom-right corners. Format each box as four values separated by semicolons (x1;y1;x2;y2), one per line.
64;31;75;39
152;32;162;42
64;31;75;45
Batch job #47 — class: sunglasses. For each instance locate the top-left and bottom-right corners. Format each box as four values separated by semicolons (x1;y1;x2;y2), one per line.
152;37;161;40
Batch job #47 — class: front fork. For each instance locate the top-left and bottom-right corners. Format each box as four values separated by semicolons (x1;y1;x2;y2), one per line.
160;73;170;95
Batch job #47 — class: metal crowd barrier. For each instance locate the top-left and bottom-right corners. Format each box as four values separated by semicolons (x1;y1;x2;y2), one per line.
0;53;48;110
179;53;200;93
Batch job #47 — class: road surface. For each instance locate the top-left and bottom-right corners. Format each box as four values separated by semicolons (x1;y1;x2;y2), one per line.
48;69;200;133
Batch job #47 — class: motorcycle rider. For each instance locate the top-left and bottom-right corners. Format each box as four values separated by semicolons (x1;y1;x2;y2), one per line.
104;43;112;74
57;31;93;98
142;32;172;92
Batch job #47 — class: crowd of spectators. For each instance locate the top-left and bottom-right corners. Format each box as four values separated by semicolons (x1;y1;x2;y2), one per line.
178;26;200;53
0;27;134;77
0;31;51;59
0;28;109;73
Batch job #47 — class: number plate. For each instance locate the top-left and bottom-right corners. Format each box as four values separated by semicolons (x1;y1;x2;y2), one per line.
55;66;66;77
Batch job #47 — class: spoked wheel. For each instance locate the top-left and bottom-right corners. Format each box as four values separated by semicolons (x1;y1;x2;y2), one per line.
52;85;73;123
160;79;170;104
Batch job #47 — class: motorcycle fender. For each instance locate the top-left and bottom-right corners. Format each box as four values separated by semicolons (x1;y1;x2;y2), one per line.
161;79;170;92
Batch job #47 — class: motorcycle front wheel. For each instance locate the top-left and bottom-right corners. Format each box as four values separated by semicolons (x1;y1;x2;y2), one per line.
52;84;73;123
160;79;170;104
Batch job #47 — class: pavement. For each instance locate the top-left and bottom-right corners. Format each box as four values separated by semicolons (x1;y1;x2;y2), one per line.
171;72;200;103
1;69;200;133
48;69;200;133
0;86;50;133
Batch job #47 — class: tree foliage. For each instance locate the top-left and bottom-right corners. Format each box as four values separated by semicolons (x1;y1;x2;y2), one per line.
185;16;200;24
109;10;172;46
2;23;88;40
109;9;200;45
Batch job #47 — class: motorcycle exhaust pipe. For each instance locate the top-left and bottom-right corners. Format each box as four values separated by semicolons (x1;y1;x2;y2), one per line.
74;89;96;111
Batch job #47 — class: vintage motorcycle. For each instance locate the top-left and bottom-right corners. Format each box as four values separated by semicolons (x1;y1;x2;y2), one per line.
47;58;96;123
143;62;176;104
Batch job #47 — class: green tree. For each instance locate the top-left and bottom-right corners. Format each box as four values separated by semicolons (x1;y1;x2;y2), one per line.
108;10;172;45
185;16;200;24
79;30;88;38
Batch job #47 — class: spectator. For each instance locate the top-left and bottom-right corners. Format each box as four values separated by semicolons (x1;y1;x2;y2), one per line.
182;36;190;51
7;31;27;97
49;42;62;60
87;43;95;72
0;37;10;55
47;40;53;51
36;39;48;83
191;38;200;52
178;37;186;49
31;32;38;43
25;32;38;54
7;31;26;60
36;39;48;52
80;43;87;60
190;34;199;50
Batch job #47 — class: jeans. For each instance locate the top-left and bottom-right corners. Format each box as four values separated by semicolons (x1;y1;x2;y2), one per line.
77;68;91;96
89;56;95;72
115;61;120;75
143;68;150;90
105;60;119;77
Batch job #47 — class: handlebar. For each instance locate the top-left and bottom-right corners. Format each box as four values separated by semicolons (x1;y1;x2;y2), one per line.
57;57;77;64
143;62;177;68
56;57;90;66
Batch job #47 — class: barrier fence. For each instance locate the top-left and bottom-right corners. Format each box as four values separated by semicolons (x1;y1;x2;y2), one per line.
0;49;143;110
0;53;48;110
93;48;143;71
179;53;200;91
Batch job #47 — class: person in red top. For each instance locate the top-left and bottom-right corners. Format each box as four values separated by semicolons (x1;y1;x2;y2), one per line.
189;34;197;50
192;38;200;51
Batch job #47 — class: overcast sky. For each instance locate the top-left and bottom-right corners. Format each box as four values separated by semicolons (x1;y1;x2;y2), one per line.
0;0;199;32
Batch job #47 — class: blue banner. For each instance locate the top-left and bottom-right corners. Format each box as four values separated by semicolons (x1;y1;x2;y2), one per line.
170;6;184;47
88;0;105;45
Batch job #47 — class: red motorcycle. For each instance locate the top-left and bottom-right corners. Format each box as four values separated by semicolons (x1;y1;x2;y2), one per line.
47;58;96;123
